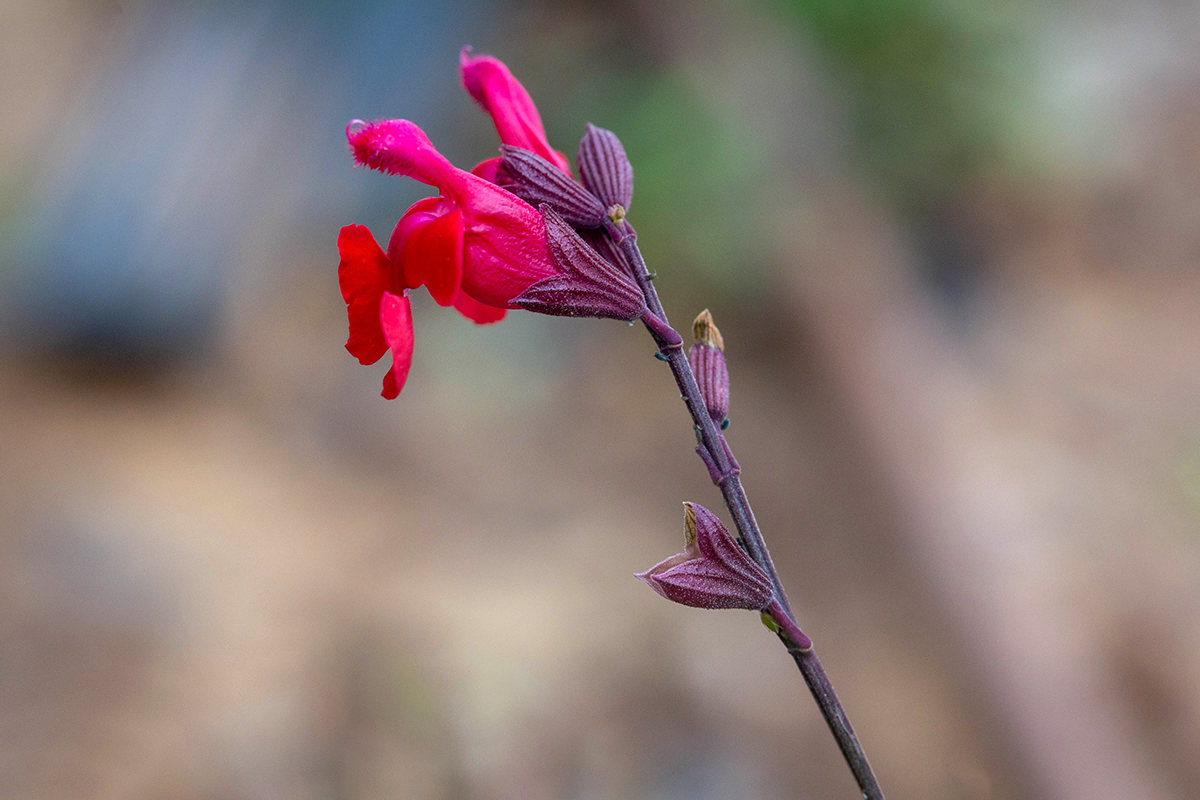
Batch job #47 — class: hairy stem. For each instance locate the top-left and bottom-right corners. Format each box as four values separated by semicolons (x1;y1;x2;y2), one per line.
610;220;885;800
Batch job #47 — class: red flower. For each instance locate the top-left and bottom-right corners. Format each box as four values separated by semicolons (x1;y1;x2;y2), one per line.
459;47;571;179
338;50;568;399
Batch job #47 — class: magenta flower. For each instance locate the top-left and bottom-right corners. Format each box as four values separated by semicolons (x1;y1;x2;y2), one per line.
460;47;571;177
338;49;571;399
347;119;558;306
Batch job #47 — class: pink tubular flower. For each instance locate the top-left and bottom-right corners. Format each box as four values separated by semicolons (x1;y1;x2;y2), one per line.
339;75;565;396
339;49;586;399
460;47;571;176
347;118;557;308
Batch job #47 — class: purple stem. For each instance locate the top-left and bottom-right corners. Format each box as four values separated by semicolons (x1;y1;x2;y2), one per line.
608;219;885;800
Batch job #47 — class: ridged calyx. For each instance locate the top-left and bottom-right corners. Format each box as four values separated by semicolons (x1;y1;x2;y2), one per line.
513;205;648;320
577;123;633;216
688;310;729;424
636;503;774;611
496;146;607;228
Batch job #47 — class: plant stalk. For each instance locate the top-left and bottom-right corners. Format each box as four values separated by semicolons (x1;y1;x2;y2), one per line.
610;220;885;800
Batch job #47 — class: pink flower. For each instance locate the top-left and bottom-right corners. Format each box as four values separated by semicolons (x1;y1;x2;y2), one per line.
460;47;571;177
339;50;569;399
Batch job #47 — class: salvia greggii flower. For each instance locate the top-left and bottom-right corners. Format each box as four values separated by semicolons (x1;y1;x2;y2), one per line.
577;123;633;217
514;206;647;321
339;50;657;398
637;503;774;611
347;119;558;309
689;310;729;425
459;47;571;178
340;118;558;397
339;49;571;399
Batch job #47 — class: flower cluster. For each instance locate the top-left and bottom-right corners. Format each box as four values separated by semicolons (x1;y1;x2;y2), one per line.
338;48;648;398
338;51;858;789
338;48;803;649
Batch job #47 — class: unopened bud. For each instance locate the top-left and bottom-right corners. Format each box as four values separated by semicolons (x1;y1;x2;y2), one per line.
635;503;774;611
688;310;729;424
578;123;633;213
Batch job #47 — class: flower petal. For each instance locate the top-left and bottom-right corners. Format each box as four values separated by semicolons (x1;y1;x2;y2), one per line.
337;224;392;365
470;157;502;183
386;197;442;268
347;119;466;194
455;174;558;307
395;206;464;307
452;288;507;324
347;118;555;308
459;47;571;174
379;291;414;399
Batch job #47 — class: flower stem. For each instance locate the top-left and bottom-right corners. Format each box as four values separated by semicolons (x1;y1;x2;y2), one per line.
611;221;886;800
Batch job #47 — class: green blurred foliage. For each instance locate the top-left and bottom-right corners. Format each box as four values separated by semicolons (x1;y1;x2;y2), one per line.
555;68;775;307
772;0;1032;211
499;0;1043;305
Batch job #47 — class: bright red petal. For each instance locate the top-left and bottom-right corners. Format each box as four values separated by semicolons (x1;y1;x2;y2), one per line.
386;196;442;268
455;172;558;307
401;206;464;307
379;291;414;399
470;157;501;183
338;224;391;365
345;119;556;309
459;48;572;174
452;288;507;324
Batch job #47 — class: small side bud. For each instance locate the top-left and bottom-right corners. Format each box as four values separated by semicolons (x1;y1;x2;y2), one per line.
688;310;729;424
635;503;774;611
514;205;648;320
578;123;633;212
496;146;607;227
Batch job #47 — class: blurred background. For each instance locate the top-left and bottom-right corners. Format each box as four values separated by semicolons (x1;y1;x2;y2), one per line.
1;0;1199;798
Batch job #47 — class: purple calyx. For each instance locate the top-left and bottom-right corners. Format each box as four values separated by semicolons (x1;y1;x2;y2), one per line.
496;145;607;228
513;205;648;321
578;123;633;214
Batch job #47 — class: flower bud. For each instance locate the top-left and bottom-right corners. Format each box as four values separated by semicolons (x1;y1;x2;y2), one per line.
577;123;633;216
636;503;774;611
688;310;729;424
495;146;607;228
513;205;648;320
